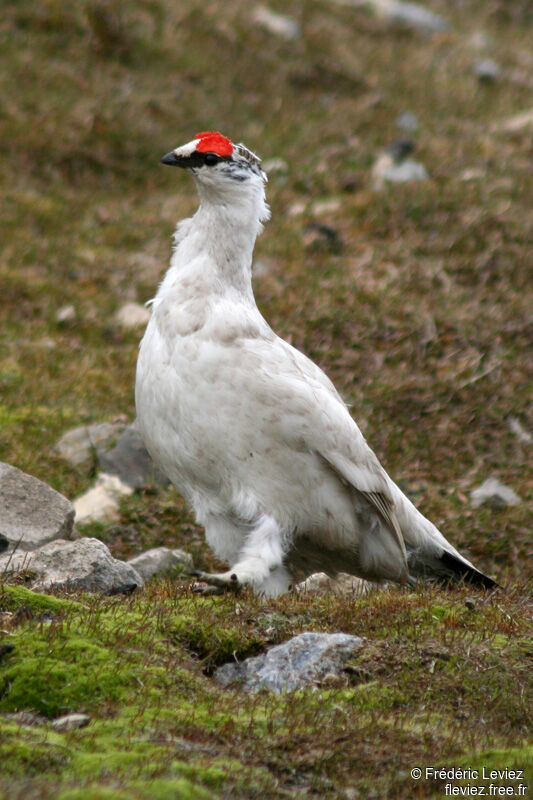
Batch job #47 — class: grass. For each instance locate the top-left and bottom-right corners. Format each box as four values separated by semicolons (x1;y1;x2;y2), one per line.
0;0;531;796
0;583;531;798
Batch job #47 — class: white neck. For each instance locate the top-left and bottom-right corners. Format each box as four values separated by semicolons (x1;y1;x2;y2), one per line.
161;174;270;304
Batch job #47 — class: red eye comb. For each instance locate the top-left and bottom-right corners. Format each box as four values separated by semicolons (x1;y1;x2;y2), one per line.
195;131;234;157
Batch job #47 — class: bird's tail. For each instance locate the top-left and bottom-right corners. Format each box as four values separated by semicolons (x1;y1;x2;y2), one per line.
407;547;499;590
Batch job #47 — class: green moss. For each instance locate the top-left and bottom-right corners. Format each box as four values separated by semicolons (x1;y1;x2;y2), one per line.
0;629;136;717
57;789;133;800
458;746;533;783
0;720;69;776
0;584;82;615
164;600;265;669
171;760;233;788
131;778;212;800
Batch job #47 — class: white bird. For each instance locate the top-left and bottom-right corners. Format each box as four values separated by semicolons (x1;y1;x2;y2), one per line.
135;131;496;596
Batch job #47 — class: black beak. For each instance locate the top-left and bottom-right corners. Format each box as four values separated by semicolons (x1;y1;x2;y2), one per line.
161;151;183;167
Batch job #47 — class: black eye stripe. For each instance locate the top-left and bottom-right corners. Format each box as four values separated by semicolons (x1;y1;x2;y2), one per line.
204;152;221;166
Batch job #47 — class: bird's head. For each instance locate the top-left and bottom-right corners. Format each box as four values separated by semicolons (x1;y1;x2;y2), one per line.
161;131;266;185
161;131;269;225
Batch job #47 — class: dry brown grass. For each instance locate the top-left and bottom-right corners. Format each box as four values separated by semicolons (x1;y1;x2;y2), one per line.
0;0;531;796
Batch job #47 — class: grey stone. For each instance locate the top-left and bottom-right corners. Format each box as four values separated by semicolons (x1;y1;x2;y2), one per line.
493;109;533;134
56;425;94;468
507;417;532;444
295;572;371;595
55;421;127;470
469;31;490;51
98;423;170;490
474;59;501;83
0;462;75;552
0;537;144;594
214;631;365;694
51;713;90;732
127;547;193;581
4;711;47;727
395;111;419;132
372;153;428;188
115;302;151;329
470;477;521;509
331;0;449;35
73;473;133;525
377;0;449;33
252;6;300;40
55;304;76;324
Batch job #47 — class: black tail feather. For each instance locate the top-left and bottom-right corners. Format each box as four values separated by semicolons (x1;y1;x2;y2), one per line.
439;551;500;590
407;548;500;590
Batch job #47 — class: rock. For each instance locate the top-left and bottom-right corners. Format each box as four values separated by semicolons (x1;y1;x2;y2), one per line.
295;572;373;595
55;420;127;470
214;631;365;694
507;417;532;444
252;5;300;40
0;462;76;552
4;711;47;727
493;108;533;134
459;168;486;182
55;426;94;469
372;156;428;188
51;713;90;732
73;473;133;525
115;302;151;329
127;547;193;581
331;0;449;35
0;538;144;594
474;59;501;83
334;573;374;594
98;423;169;490
469;31;490;51
470;477;521;509
372;141;428;189
395;111;419;133
287;201;306;217
294;572;332;593
311;199;342;216
55;304;76;324
389;139;415;162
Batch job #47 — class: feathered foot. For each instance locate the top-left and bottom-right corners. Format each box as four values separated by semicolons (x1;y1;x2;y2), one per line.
190;569;242;595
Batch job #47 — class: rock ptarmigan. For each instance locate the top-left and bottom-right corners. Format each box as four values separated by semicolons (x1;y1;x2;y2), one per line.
135;131;496;596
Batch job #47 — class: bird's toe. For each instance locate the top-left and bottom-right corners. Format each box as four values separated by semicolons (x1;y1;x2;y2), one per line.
190;569;241;594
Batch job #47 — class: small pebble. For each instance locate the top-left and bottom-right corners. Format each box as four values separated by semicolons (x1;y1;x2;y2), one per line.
55;305;76;324
395;111;419;133
470;477;521;509
115;303;151;329
474;59;501;83
252;6;300;40
51;713;90;732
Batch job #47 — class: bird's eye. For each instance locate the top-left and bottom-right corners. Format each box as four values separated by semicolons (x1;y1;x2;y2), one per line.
204;153;220;166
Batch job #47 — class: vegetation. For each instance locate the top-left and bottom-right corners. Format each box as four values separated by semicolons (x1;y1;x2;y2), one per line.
0;0;531;797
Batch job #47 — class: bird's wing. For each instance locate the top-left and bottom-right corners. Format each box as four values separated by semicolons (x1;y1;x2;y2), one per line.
249;335;407;563
318;450;406;564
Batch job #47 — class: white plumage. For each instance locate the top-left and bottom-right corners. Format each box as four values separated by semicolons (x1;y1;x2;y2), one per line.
135;131;495;596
